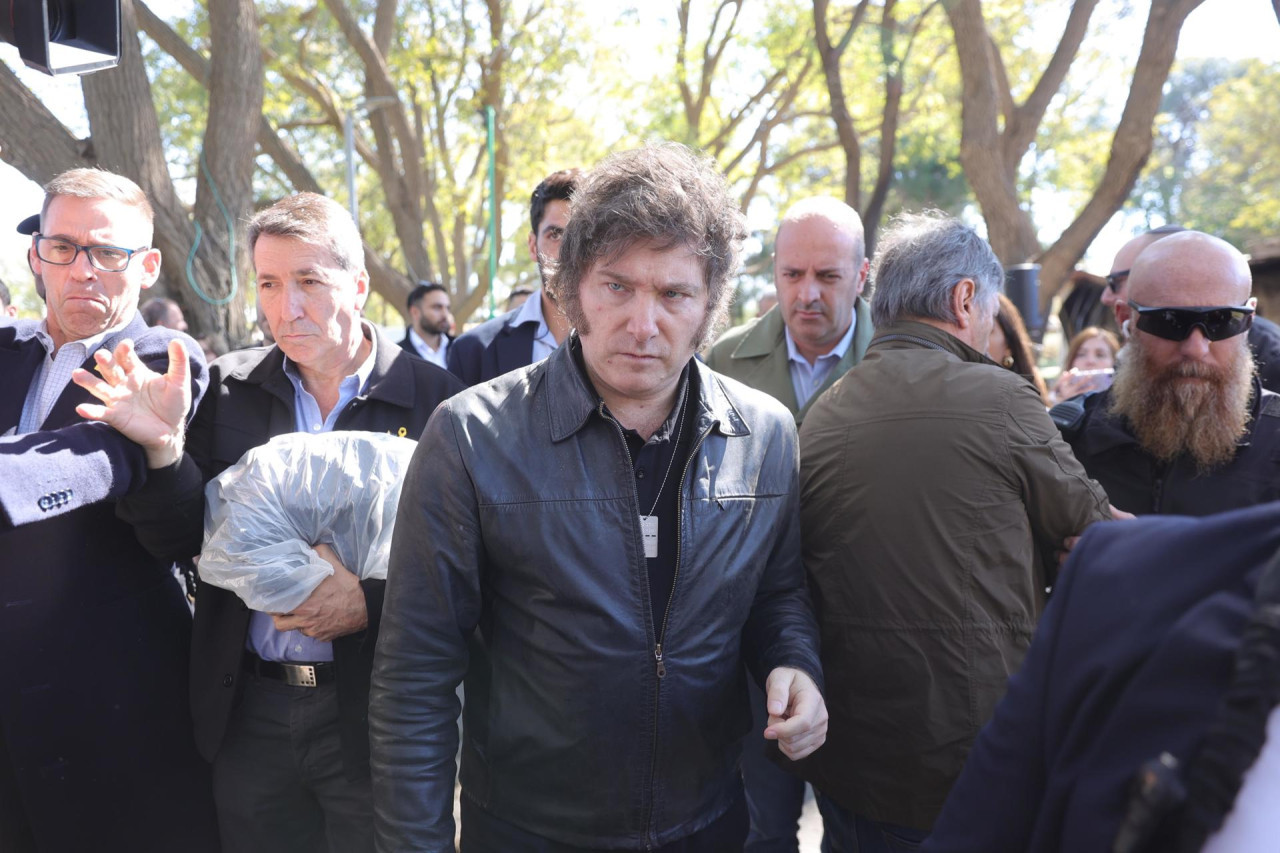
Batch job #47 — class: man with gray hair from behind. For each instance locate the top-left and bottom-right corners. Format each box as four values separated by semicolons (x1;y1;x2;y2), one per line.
791;211;1117;850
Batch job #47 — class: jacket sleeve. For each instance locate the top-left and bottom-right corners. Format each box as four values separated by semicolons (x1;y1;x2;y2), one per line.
0;422;149;528
740;420;824;694
924;517;1097;852
1004;379;1111;553
370;401;482;852
1;333;207;530
445;333;482;386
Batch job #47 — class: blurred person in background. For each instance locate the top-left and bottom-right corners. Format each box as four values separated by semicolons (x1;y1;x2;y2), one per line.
0;277;17;318
988;293;1049;405
398;282;454;369
503;285;535;312
447;168;580;385
1050;326;1120;404
140;296;188;332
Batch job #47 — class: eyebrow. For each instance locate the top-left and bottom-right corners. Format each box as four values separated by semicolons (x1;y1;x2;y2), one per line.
780;264;844;275
40;233;128;246
597;267;701;293
257;267;331;280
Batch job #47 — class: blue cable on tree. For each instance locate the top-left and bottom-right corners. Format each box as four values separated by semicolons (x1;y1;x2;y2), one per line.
184;150;239;307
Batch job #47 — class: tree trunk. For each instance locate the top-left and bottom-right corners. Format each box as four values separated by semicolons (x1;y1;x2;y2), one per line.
813;0;867;211
946;0;1201;312
136;0;415;318
191;0;262;348
945;0;1040;265
81;0;249;342
1035;0;1206;307
0;66;92;182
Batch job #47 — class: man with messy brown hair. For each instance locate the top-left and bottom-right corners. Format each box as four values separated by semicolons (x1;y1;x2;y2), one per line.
371;143;827;852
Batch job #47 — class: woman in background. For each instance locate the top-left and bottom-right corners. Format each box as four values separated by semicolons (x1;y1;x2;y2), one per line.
988;294;1050;405
1051;326;1120;404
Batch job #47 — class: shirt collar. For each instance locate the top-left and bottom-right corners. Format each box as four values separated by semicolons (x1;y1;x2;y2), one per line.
34;315;133;358
784;306;857;366
407;326;444;356
513;288;550;338
282;321;378;395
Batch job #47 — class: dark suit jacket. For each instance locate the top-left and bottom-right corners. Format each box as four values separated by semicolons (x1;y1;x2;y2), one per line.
446;307;538;386
119;329;464;779
0;315;219;852
399;330;452;360
925;502;1280;852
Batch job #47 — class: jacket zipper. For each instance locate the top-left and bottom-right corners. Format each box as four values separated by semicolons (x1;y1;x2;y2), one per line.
599;400;713;849
645;422;712;847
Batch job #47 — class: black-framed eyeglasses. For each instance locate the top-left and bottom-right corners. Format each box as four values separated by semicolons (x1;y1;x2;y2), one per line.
34;235;150;272
1127;300;1255;342
1105;270;1129;293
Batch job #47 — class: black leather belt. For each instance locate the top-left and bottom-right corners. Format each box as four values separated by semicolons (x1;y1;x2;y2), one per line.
243;653;335;688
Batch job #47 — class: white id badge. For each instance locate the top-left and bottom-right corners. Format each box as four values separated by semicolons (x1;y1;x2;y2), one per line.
640;515;659;559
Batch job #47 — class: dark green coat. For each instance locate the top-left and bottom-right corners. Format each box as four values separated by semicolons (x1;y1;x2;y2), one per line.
794;320;1111;831
705;297;874;425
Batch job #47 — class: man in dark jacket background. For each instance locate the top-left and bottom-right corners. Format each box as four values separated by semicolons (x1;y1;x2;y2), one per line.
794;212;1114;850
371;143;827;852
92;192;464;852
446;168;578;385
1053;231;1280;516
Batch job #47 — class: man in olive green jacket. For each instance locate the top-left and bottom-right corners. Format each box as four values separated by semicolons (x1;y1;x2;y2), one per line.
794;213;1114;848
706;197;874;426
705;197;872;850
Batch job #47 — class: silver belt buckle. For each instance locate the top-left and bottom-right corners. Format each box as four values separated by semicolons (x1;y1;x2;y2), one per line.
284;664;318;688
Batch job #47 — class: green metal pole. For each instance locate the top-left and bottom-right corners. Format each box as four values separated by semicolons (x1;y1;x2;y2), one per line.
486;105;498;320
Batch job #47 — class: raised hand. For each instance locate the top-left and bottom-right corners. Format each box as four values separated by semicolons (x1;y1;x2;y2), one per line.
72;338;192;468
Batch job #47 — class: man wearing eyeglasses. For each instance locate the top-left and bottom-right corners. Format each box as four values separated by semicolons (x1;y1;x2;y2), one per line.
1053;230;1280;516
0;168;219;850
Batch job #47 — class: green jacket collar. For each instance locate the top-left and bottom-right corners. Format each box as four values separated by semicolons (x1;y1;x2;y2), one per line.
868;319;994;366
728;296;875;421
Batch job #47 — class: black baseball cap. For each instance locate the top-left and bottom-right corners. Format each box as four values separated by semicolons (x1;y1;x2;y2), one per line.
17;214;39;235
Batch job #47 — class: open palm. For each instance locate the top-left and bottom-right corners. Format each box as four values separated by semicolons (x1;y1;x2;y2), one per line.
72;338;192;461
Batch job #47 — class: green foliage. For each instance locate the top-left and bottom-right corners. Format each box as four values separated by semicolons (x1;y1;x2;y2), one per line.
1175;59;1280;249
134;0;1219;317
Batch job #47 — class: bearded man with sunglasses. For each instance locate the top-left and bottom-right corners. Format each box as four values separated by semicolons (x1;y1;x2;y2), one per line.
1054;230;1280;516
1097;224;1280;392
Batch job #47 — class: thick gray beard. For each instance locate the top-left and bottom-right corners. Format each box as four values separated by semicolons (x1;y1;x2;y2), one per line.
1109;336;1256;472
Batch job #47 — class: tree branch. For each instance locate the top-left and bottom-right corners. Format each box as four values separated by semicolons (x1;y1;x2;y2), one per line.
1003;0;1101;168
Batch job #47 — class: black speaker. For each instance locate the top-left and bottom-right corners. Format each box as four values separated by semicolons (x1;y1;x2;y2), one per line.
0;0;120;76
1005;264;1042;341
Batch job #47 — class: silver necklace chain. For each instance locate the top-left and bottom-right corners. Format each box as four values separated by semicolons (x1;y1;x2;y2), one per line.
645;379;691;517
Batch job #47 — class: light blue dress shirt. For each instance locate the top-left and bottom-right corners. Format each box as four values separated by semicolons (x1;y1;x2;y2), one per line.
246;333;378;663
784;307;858;409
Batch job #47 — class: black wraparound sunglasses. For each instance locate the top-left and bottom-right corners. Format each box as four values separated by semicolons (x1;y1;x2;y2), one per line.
1127;301;1255;342
1105;270;1129;293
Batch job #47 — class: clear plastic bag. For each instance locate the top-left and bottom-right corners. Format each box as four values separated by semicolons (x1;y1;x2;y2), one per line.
199;431;418;613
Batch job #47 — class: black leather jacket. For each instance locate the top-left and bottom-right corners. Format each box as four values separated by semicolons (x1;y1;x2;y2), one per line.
370;341;823;851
